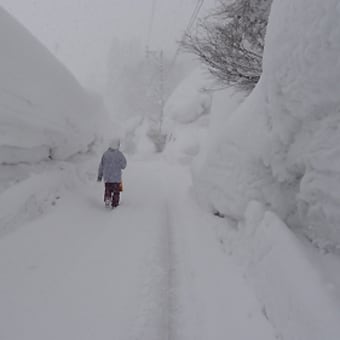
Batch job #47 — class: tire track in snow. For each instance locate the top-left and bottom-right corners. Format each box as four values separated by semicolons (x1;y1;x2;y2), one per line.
129;175;176;340
164;199;176;340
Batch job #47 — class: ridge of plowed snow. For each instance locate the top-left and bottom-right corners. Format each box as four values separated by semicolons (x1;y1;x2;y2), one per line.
0;6;110;164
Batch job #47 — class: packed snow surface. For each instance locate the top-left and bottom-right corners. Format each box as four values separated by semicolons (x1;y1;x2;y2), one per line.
0;156;278;340
1;154;339;339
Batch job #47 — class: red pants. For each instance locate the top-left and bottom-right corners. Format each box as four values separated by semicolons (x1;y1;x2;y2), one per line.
104;182;121;207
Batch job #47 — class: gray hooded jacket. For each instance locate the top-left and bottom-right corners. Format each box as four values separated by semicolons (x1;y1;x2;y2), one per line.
98;146;127;183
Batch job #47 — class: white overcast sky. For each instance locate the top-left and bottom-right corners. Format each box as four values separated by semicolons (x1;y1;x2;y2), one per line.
0;0;215;90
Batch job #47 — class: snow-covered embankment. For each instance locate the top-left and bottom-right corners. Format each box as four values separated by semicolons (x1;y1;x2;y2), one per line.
0;6;110;165
192;0;340;338
194;0;340;250
0;6;112;236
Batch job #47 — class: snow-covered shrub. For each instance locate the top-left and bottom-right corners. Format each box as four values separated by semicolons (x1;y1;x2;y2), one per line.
182;0;273;90
194;0;340;250
162;69;213;163
0;7;110;165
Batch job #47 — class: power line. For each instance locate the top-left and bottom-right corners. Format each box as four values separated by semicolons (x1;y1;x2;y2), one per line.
185;0;205;34
144;0;205;134
146;0;157;48
170;0;205;68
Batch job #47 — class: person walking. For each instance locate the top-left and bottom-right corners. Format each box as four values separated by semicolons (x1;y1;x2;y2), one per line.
97;138;127;208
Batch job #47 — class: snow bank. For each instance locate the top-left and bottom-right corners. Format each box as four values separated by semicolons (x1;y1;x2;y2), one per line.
164;68;212;125
262;0;340;249
162;69;246;164
193;83;286;218
194;0;340;248
227;202;340;340
0;7;110;165
162;69;213;163
0;162;81;238
130;119;156;156
117;117;156;157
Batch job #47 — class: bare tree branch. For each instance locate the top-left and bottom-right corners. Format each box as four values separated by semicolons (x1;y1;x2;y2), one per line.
181;0;273;90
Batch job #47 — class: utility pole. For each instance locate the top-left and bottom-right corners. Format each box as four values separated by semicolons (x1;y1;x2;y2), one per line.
159;49;165;133
145;47;165;134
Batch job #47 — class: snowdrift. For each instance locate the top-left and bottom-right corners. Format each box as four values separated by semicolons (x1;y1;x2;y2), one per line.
225;202;340;340
0;162;81;237
163;69;213;163
0;7;110;165
194;0;340;249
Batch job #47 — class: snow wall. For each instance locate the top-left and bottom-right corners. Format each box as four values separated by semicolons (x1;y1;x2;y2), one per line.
226;201;340;340
162;69;213;163
0;7;111;165
193;0;340;250
162;68;246;164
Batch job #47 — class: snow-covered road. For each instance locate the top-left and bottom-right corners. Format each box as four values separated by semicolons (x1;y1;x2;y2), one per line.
0;157;277;340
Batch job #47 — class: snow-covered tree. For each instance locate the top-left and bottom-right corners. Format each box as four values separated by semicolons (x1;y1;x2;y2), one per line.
182;0;273;90
106;38;192;152
106;38;145;118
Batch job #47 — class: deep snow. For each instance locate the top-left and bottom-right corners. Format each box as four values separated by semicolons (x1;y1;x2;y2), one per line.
0;156;278;340
0;6;110;165
193;0;340;250
1;154;339;339
1;1;340;339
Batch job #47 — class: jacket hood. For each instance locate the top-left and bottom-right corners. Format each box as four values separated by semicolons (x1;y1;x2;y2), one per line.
109;138;120;150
